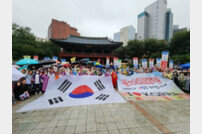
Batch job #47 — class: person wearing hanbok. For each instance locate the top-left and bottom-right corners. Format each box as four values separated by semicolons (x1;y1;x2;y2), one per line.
61;69;66;76
90;70;95;76
105;70;110;77
78;69;84;76
41;71;49;92
111;69;118;88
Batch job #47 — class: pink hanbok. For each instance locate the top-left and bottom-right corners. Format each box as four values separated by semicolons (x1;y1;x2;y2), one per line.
42;74;49;92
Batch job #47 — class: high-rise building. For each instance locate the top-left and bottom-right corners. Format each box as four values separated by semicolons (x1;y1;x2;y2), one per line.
173;27;188;35
165;9;173;42
137;0;173;42
113;25;136;46
114;32;120;42
48;19;80;40
173;25;179;31
137;11;149;40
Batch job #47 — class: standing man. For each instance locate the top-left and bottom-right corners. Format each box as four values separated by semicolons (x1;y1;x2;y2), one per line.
111;69;118;88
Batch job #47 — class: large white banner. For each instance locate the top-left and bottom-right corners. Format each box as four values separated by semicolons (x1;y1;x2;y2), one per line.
118;73;189;101
17;76;126;112
118;73;183;94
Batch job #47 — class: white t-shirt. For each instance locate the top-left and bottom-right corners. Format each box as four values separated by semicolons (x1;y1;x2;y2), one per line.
35;74;40;84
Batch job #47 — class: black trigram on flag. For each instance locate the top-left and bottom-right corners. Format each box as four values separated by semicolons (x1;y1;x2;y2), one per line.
95;94;110;101
58;79;72;93
48;96;64;105
94;79;105;91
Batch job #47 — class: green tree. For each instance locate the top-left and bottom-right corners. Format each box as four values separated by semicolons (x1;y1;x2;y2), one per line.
12;23;36;45
12;23;60;61
169;31;190;56
126;40;145;58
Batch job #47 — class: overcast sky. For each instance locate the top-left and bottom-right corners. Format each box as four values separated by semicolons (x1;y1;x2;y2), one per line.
13;0;190;39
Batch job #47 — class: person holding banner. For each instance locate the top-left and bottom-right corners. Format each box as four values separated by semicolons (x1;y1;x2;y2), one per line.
111;69;118;88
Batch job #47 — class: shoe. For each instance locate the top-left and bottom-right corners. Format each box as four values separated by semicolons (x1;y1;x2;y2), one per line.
39;91;42;94
35;92;38;95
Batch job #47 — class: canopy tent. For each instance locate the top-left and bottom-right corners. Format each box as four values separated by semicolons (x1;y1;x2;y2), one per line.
179;63;190;69
12;66;25;81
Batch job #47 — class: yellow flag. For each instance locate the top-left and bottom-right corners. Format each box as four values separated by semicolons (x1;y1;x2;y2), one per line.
23;55;31;59
70;57;76;63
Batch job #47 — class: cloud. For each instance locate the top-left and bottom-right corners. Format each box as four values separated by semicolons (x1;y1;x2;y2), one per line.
12;0;190;39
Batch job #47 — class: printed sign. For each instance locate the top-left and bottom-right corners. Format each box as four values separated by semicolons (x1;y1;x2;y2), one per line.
44;57;50;60
106;57;109;66
117;60;122;68
169;60;173;70
133;57;138;68
33;56;38;60
23;55;31;59
114;58;118;66
97;58;101;63
142;59;147;68
161;51;169;70
61;59;66;63
149;59;154;69
52;56;58;61
70;57;76;63
156;58;161;68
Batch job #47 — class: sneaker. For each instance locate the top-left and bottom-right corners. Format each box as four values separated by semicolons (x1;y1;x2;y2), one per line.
39;91;42;94
35;92;38;95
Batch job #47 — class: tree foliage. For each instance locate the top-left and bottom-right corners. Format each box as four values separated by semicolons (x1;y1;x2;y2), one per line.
114;39;167;60
169;31;190;56
12;23;60;61
114;31;190;64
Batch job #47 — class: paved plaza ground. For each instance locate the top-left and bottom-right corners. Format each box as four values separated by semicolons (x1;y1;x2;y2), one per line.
12;94;190;134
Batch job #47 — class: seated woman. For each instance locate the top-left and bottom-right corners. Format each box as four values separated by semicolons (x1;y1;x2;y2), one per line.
13;78;30;101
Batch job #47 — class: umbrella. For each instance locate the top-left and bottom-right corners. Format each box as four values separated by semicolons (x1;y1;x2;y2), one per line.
19;65;28;71
96;65;103;68
43;65;53;68
38;59;56;65
88;61;94;64
94;62;100;66
62;63;70;68
179;63;190;69
80;58;89;63
12;66;25;81
16;59;39;65
57;64;62;68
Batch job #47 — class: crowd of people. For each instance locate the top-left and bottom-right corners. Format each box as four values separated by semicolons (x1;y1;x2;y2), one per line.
12;63;190;104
